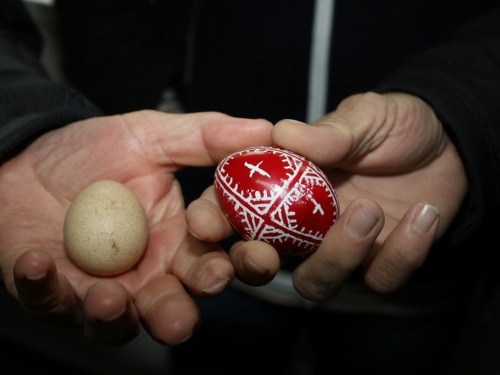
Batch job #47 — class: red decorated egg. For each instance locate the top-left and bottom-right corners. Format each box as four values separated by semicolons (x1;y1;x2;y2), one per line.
214;146;339;255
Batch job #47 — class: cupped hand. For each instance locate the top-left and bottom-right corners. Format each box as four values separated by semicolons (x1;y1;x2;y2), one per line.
186;92;468;300
0;110;272;345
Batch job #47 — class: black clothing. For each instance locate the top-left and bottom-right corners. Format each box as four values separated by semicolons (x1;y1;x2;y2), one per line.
378;6;500;247
4;0;498;246
0;0;101;163
2;1;500;374
50;0;500;248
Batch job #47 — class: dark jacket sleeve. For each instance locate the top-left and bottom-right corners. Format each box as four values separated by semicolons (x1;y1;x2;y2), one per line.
0;0;102;163
54;0;193;115
376;5;500;248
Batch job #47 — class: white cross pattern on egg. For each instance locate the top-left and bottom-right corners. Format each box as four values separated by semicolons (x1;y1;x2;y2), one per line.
244;161;271;178
215;147;339;255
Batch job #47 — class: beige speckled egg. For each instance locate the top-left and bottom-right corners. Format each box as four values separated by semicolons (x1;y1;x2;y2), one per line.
63;180;149;276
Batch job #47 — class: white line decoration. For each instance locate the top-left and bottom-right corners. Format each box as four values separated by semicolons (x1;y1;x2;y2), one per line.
244;161;271;178
214;146;339;255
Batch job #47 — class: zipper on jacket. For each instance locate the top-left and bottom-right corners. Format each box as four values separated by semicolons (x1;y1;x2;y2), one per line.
307;0;335;124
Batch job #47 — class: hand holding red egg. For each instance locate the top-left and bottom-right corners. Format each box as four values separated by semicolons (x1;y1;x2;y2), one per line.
214;147;339;256
187;93;466;301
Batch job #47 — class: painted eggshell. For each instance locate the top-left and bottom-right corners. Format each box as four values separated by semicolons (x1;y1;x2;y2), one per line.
214;146;339;255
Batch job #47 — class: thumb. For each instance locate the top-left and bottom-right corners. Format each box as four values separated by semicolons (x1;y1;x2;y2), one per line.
135;111;274;167
273;92;444;172
272;92;392;170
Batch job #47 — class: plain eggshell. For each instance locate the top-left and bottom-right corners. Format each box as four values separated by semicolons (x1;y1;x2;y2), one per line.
63;180;149;276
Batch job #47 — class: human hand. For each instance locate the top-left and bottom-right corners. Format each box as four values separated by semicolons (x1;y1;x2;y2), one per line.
186;92;468;300
0;110;272;345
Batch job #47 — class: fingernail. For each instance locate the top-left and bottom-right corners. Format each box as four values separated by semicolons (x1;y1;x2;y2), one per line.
345;206;379;240
412;204;439;234
242;253;265;275
102;307;127;322
188;228;203;241
168;332;193;346
26;272;47;283
202;278;230;294
283;119;308;125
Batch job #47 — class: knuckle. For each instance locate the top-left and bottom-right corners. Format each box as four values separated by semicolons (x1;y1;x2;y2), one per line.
365;246;418;293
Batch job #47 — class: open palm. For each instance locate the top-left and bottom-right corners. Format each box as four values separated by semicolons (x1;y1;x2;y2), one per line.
0;110;272;345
